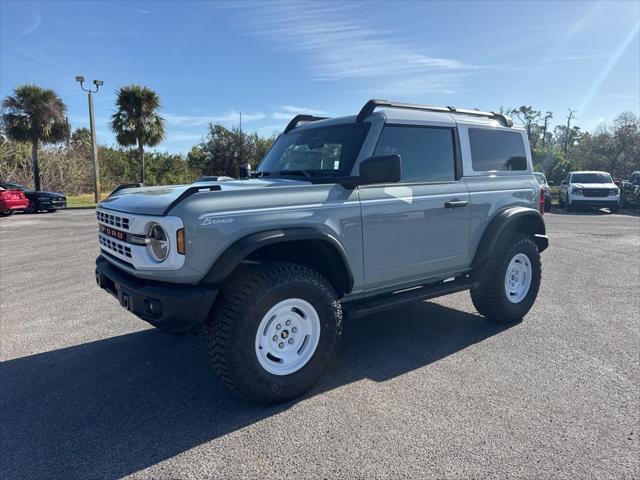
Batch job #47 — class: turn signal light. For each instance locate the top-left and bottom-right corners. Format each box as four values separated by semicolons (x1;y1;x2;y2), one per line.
176;228;186;254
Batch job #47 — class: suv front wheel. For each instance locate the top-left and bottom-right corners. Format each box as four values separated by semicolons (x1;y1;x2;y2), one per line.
471;234;542;323
206;262;342;404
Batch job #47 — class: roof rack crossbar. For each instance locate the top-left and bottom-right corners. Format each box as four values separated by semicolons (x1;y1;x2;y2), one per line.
283;114;329;134
356;99;513;127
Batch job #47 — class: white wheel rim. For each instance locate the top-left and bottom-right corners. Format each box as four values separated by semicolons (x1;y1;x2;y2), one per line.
254;298;321;376
504;253;532;304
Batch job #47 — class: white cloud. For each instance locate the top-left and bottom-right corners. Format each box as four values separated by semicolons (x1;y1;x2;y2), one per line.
125;8;151;15
164;111;266;127
237;1;475;90
272;105;328;120
164;132;204;143
22;13;41;35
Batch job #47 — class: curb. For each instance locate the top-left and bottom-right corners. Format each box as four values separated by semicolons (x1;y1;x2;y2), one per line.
65;206;97;210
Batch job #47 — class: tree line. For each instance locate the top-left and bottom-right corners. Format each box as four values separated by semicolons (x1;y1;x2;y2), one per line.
1;82;638;195
507;106;639;183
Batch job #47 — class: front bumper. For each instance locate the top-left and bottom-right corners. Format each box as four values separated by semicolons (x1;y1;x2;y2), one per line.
95;256;218;333
570;199;619;208
41;199;66;209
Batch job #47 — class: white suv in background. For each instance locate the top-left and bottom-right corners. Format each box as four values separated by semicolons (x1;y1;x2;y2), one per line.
559;171;619;213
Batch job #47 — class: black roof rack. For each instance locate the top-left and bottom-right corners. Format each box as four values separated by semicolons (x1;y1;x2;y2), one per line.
283;114;329;134
356;99;513;127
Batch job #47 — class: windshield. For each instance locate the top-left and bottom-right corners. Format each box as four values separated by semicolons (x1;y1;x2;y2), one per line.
571;173;612;184
257;123;370;177
533;173;546;185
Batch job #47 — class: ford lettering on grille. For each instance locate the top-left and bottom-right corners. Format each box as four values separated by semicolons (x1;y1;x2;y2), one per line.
100;225;127;241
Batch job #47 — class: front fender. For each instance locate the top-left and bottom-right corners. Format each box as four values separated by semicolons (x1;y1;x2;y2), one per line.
201;227;355;292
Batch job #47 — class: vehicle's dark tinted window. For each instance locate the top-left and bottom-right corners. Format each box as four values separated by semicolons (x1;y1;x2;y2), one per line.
469;128;527;171
374;126;455;182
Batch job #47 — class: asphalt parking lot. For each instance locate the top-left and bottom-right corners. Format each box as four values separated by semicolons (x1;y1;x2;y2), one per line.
1;208;638;479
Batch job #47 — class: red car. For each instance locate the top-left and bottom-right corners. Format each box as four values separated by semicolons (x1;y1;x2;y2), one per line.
0;187;29;217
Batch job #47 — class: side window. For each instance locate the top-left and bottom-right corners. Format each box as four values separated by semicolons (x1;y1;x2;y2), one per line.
373;126;456;182
469;128;527;172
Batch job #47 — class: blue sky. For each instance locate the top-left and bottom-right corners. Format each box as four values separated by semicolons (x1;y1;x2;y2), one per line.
1;0;639;154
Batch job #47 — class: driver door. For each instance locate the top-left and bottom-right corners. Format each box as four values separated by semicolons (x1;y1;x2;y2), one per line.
359;124;470;292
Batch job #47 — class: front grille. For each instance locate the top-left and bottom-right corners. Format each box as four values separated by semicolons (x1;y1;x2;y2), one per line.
97;210;130;229
582;189;608;197
99;235;132;258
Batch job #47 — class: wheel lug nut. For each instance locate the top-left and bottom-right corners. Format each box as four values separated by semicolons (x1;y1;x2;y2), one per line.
288;338;294;344
285;320;291;326
276;324;281;330
272;335;277;341
292;327;297;333
279;342;284;349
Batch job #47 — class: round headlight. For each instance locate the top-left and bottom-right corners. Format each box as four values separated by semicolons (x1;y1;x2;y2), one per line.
146;223;170;262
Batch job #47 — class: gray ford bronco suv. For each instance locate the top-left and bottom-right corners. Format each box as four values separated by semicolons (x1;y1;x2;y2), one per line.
95;99;548;404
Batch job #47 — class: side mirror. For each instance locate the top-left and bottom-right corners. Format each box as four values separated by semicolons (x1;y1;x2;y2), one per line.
561;180;567;186
239;163;251;179
358;154;401;185
548;180;554;186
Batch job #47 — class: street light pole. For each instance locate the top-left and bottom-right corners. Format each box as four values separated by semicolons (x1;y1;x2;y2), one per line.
75;76;103;204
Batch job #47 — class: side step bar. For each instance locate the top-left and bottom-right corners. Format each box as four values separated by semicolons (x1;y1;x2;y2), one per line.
343;276;473;319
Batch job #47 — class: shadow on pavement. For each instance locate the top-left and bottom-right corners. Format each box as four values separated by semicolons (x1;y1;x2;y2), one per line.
1;302;513;479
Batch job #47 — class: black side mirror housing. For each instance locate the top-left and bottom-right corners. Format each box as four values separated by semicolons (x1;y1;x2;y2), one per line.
358;154;401;185
561;180;567;186
548;180;554;186
239;163;251;179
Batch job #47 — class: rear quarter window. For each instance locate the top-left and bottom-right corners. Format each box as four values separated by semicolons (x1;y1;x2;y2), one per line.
469;128;527;172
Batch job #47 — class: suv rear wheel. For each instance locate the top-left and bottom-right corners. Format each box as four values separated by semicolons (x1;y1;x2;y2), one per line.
471;234;541;323
206;262;342;404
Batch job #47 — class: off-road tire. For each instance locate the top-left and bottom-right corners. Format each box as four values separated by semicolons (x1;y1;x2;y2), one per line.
205;262;342;405
26;201;38;214
471;234;541;323
566;197;574;212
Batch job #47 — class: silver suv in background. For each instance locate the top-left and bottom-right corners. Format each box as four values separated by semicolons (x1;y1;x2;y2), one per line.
94;99;548;404
559;171;620;213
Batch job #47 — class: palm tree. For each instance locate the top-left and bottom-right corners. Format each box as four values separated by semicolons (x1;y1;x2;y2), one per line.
1;84;70;191
110;85;165;184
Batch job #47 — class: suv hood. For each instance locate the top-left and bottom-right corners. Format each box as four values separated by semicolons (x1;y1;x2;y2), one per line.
98;178;310;216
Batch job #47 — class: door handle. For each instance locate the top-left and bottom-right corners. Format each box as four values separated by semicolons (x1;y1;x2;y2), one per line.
444;200;468;208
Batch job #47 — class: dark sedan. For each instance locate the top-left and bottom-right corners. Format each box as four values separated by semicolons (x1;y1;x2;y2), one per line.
0;182;67;213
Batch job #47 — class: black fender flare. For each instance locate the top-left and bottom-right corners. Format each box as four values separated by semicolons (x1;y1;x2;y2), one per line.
472;207;548;268
202;228;355;292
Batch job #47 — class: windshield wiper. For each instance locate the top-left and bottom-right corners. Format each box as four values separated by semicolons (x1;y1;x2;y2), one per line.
275;169;312;179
